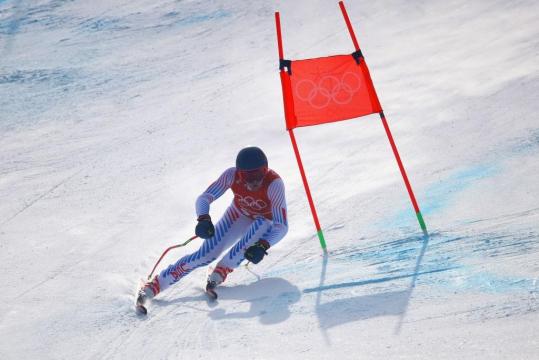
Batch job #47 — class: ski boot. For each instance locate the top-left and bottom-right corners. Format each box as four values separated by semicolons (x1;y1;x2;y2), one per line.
205;266;233;300
136;276;160;315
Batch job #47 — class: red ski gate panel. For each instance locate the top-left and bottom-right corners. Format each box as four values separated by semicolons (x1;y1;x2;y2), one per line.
281;55;381;129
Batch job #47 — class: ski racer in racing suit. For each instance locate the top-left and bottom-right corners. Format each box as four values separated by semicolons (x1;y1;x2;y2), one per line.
138;147;288;301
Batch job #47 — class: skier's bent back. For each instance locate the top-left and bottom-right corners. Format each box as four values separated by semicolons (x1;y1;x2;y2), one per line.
139;146;288;302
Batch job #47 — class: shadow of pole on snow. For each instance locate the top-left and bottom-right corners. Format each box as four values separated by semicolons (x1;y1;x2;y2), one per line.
315;252;330;345
394;233;430;334
308;233;433;337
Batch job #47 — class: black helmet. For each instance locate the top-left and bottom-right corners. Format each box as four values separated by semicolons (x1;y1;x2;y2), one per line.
236;147;268;171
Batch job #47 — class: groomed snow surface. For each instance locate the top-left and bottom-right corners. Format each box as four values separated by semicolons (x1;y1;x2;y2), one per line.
1;0;538;359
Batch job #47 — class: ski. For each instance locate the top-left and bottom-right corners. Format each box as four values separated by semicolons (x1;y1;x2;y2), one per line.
205;287;218;301
135;303;148;315
135;283;150;315
205;266;218;301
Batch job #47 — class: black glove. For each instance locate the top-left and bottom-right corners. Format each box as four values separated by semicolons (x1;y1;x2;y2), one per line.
244;240;270;264
195;214;215;239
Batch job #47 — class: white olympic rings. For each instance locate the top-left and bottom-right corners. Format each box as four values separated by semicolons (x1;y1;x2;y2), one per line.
294;71;362;109
236;195;268;211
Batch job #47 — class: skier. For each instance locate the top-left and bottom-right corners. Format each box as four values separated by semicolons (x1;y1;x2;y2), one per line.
137;146;288;308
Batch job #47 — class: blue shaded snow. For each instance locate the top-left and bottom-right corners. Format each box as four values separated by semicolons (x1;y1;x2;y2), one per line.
0;4;230;35
332;230;537;272
0;1;73;34
422;163;499;214
509;128;539;155
162;9;230;26
270;228;538;297
0;68;77;86
384;163;500;229
303;266;457;293
79;17;130;32
441;270;538;295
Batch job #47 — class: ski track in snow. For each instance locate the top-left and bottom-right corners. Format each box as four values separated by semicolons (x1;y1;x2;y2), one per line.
1;0;538;359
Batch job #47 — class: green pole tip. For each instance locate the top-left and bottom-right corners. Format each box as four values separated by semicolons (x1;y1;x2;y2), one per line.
317;229;327;250
416;211;428;235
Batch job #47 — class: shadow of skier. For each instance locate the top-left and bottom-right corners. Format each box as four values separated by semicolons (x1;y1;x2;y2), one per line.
207;277;301;325
316;289;411;329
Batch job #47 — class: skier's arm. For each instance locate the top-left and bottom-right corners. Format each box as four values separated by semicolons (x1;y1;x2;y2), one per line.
262;178;289;247
196;167;235;216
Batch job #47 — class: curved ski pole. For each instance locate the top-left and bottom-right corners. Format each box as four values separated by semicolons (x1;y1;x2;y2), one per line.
147;235;198;280
244;261;262;281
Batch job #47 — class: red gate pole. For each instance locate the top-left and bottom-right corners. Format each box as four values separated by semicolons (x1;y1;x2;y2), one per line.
275;12;327;250
288;129;327;250
339;1;428;236
380;112;428;235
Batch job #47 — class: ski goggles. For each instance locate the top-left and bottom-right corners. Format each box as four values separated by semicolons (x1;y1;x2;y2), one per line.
238;166;268;184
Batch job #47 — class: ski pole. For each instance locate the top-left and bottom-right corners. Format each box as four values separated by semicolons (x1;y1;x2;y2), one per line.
147;235;198;280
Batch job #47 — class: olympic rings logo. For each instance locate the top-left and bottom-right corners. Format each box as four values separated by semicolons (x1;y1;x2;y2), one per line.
236;195;268;211
294;72;362;109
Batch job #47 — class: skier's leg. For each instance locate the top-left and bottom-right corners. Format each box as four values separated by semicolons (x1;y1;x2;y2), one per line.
207;216;272;287
153;206;251;296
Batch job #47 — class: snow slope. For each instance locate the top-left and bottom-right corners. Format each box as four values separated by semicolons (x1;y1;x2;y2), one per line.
1;0;538;359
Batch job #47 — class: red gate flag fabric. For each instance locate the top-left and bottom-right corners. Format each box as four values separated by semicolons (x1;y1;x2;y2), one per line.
280;54;382;129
